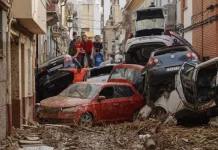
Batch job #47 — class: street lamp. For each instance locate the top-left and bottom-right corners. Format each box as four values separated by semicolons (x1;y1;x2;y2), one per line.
67;17;73;34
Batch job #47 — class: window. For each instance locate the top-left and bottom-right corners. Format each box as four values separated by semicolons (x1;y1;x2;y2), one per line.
115;86;134;98
181;63;195;79
99;86;115;99
59;84;101;99
109;68;142;83
41;0;46;7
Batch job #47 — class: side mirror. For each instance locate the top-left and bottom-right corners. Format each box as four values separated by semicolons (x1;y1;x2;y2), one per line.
98;96;106;101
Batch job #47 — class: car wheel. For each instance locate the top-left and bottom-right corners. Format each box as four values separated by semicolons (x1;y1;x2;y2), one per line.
132;110;140;122
78;113;93;127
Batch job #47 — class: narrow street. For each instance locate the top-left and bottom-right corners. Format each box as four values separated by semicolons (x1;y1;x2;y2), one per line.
2;0;218;150
2;118;218;150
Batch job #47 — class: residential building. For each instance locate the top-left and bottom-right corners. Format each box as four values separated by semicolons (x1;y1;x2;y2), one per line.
180;0;218;60
0;0;46;141
103;0;123;58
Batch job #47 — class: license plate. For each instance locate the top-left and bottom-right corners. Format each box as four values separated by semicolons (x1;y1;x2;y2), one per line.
48;64;63;72
166;66;180;71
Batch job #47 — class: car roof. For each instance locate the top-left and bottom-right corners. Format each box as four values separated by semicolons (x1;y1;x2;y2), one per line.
112;64;144;71
78;81;132;86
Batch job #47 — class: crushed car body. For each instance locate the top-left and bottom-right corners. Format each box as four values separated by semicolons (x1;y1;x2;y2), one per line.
38;82;144;126
152;57;218;123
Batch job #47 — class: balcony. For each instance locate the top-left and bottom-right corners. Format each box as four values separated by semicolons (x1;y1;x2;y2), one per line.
47;1;59;26
12;0;46;34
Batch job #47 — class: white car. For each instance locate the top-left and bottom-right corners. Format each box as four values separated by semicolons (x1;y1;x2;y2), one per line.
154;57;218;123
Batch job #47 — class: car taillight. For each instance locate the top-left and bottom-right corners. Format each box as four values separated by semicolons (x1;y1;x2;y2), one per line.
147;58;159;67
186;52;197;58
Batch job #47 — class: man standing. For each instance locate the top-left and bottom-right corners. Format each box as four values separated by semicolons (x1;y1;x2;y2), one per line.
74;36;83;67
81;35;94;68
68;32;77;56
93;35;104;67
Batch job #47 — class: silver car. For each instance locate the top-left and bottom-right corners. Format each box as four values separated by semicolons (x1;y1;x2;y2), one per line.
154;57;218;123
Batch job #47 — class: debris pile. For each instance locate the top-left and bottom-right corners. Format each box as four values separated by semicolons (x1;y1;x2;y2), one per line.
1;118;218;150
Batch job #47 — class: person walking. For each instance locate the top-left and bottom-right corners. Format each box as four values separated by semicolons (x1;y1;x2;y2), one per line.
81;35;94;68
68;32;77;56
73;36;83;67
93;35;105;67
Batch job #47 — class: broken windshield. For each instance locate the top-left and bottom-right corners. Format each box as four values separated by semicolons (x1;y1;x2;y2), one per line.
59;83;101;99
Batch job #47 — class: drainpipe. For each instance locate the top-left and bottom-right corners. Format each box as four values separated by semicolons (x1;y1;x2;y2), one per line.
6;0;15;136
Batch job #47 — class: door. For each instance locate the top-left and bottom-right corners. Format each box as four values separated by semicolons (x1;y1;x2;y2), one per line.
114;85;135;120
176;63;196;106
98;86;118;122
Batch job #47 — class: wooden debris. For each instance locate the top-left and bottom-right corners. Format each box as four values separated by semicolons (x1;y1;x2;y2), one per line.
19;140;43;144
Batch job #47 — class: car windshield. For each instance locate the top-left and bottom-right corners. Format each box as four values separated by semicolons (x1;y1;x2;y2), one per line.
59;83;101;99
109;68;141;83
136;19;164;31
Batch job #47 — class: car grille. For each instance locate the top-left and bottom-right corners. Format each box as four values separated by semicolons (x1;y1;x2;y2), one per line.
38;106;62;114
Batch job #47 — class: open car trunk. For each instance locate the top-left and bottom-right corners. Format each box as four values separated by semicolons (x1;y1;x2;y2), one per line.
125;42;166;66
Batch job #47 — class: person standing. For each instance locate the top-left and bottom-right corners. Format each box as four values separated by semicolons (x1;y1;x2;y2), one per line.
81;35;94;68
68;32;77;56
73;36;83;67
93;35;104;67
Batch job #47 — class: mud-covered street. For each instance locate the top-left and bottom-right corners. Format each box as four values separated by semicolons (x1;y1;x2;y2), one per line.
2;118;218;150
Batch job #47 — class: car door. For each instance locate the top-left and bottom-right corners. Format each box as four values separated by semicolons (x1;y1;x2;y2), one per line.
176;62;197;109
98;86;118;122
114;85;136;120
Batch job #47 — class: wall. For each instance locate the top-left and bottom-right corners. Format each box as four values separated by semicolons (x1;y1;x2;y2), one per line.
192;0;218;59
11;30;35;128
0;8;8;140
81;4;94;32
183;0;192;44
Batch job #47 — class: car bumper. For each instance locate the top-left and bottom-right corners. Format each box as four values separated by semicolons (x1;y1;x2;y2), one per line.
39;112;80;125
148;66;180;85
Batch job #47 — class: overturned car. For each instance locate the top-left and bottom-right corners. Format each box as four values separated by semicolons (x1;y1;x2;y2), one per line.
144;57;218;124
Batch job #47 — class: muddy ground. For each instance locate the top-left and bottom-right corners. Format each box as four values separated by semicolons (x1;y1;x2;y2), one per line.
1;117;218;150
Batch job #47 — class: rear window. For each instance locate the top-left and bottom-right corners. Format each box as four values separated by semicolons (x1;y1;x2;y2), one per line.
154;47;189;56
109;68;141;83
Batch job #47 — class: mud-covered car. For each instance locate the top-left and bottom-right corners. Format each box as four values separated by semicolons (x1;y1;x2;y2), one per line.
107;64;145;95
36;54;74;102
153;57;218;123
84;64;116;82
38;82;144;126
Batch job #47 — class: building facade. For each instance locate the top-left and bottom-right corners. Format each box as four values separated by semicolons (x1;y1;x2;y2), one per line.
0;0;46;140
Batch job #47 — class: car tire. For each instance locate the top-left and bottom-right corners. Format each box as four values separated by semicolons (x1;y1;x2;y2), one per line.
78;112;93;127
132;110;140;122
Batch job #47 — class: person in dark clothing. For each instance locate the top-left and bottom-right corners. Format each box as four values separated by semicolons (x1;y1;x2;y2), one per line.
68;32;77;56
149;2;156;7
93;35;104;66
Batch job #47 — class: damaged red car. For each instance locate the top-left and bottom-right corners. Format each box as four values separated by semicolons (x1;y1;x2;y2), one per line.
38;82;144;126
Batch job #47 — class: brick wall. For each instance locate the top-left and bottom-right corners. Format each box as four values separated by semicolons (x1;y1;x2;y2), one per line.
192;0;218;59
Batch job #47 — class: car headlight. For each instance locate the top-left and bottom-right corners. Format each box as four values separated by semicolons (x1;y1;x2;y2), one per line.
62;107;78;113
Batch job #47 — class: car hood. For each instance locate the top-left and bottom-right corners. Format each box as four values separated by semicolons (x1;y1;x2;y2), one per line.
40;96;90;108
